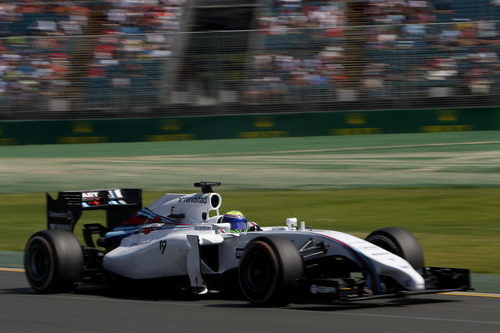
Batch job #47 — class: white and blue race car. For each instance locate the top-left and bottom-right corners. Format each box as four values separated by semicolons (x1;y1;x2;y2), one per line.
24;182;470;305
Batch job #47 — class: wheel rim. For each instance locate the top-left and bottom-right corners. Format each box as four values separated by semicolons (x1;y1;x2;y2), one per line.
240;241;279;302
243;251;273;293
28;243;50;282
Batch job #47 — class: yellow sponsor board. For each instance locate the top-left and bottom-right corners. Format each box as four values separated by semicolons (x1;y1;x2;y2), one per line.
161;119;181;131
345;113;366;125
239;131;288;139
72;122;94;134
421;125;473;132
437;110;458;122
57;136;107;144
146;134;196;141
330;128;381;135
253;117;275;128
0;138;18;145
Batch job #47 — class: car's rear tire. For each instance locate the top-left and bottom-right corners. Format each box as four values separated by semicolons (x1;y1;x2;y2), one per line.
365;227;425;270
238;236;303;306
24;230;84;293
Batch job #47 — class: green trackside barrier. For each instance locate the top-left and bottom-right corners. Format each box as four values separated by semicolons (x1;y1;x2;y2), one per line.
0;107;498;145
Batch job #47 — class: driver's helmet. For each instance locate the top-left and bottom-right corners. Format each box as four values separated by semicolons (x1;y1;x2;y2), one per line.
222;210;247;231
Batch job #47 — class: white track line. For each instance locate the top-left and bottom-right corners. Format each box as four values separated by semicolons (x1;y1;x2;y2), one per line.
441;291;500;298
0;267;24;272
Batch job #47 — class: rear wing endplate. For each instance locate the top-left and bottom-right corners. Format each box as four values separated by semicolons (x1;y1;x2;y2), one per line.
47;189;142;231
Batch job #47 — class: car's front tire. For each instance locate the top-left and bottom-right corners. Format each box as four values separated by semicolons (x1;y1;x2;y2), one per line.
366;227;425;270
238;236;303;306
24;230;84;293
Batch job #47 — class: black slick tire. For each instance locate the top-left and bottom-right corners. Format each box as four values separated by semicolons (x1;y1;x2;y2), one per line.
24;229;84;293
365;227;425;270
238;236;303;306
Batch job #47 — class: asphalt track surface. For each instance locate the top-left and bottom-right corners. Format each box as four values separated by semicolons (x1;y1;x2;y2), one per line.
2;270;500;333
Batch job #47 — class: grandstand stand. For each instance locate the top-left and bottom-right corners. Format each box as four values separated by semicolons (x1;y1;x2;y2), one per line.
84;0;185;110
244;0;349;104
1;0;500;119
0;1;91;114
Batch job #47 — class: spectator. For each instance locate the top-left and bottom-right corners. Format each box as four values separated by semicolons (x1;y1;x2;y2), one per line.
248;1;347;102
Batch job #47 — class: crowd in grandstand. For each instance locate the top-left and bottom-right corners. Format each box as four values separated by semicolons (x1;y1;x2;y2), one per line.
362;0;500;100
0;1;90;112
0;0;500;114
85;0;185;108
245;0;500;104
245;0;348;102
0;0;184;112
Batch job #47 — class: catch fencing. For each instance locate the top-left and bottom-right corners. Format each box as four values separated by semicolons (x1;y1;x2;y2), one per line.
1;22;500;119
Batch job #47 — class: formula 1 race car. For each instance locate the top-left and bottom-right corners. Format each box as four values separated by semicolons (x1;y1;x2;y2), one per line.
24;182;470;305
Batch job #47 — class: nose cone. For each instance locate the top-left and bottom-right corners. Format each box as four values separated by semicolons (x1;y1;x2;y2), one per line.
404;273;426;290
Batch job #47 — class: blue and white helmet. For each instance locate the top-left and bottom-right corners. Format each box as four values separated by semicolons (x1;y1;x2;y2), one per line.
222;210;247;231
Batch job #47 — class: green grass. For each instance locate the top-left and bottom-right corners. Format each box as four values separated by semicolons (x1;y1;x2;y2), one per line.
3;131;500;274
4;131;500;194
2;188;500;274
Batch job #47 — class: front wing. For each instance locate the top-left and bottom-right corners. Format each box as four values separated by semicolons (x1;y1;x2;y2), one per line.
298;266;470;302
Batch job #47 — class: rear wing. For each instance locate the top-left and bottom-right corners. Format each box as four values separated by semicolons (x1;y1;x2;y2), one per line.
47;189;142;231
